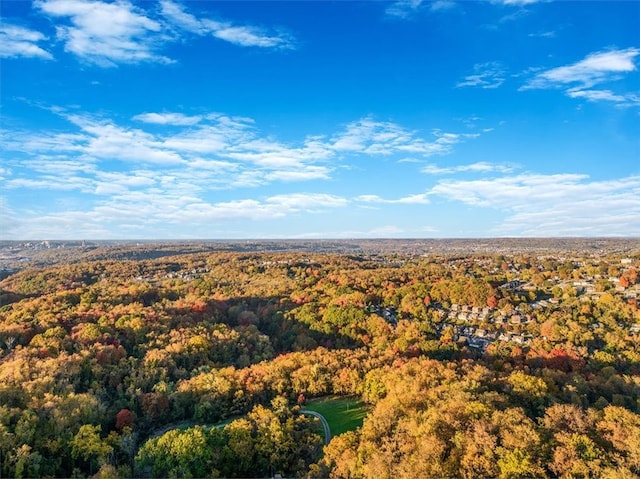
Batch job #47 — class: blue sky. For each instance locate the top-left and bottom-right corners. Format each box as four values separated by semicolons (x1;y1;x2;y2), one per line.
1;0;639;239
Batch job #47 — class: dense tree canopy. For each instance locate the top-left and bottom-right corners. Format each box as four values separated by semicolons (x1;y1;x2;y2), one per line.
0;247;638;477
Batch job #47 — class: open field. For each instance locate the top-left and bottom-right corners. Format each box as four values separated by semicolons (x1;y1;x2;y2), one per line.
304;397;369;437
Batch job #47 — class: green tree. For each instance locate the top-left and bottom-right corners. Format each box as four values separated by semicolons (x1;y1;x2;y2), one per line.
71;425;113;475
497;448;544;479
136;426;223;478
12;444;43;479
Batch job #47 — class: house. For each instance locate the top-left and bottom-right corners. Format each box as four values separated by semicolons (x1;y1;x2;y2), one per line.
498;332;511;342
510;315;523;324
500;280;522;291
469;337;491;350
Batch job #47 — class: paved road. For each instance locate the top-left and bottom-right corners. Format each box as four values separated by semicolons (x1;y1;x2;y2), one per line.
300;409;331;445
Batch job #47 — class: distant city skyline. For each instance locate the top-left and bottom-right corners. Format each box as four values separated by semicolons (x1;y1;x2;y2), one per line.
1;0;639;239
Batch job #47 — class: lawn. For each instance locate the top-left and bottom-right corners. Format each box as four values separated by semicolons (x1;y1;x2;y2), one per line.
304;396;368;436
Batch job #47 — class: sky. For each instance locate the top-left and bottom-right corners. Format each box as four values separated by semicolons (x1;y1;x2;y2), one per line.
1;0;639;240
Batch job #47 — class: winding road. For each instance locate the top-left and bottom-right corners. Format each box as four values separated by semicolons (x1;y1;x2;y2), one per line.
300;409;331;445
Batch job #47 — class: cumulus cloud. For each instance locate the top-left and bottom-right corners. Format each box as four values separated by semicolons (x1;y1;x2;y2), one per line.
36;0;172;67
0;22;53;59
28;0;295;67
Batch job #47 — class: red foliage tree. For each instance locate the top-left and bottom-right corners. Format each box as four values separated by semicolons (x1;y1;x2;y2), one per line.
115;409;134;430
487;295;498;308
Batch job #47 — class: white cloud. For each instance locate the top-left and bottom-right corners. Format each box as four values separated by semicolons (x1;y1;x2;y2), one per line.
521;48;640;106
18;157;96;176
208;22;293;49
3;108;485;238
566;88;639;106
7;210;114;239
430;1;456;12
355;193;430;204
457;62;506;89
5;110;480;199
93;170;156;195
226;137;334;168
160;0;295;50
491;0;544;5
68;115;186;164
30;192;348;235
430;173;640;236
385;0;425;18
6;110;326;193
528;30;555;38
0;197;19;238
21;0;295;67
133;112;203;126
524;48;639;90
385;0;456;18
37;0;172;66
265;166;331;182
422;161;513;175
7;176;91;192
331;118;477;157
0;22;53;59
158;0;205;34
266;193;347;211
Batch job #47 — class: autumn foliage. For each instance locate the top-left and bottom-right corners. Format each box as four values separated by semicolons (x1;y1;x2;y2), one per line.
0;248;638;478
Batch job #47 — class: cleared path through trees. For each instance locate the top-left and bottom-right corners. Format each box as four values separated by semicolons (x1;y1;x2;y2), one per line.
300;409;331;445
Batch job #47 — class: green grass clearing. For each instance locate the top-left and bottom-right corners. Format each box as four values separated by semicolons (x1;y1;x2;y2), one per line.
304;396;368;436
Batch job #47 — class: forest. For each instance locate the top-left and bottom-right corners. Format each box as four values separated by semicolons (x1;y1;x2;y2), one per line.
0;242;639;478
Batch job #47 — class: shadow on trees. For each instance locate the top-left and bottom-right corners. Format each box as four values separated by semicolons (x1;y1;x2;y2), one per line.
104;294;361;436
